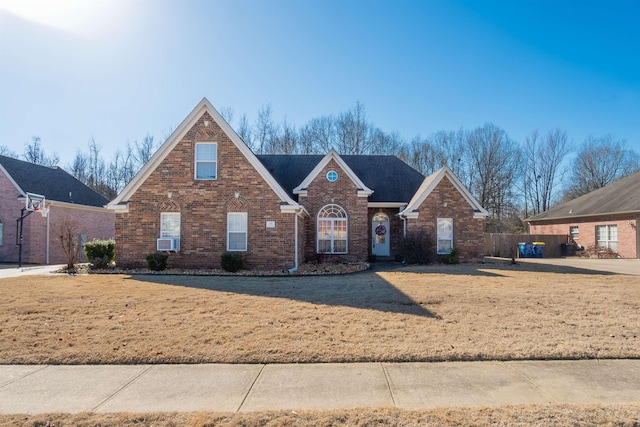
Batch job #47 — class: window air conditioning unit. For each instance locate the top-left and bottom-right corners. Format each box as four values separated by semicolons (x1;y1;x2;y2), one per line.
157;238;179;251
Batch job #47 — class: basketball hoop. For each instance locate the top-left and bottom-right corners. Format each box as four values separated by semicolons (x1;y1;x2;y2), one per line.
35;207;49;217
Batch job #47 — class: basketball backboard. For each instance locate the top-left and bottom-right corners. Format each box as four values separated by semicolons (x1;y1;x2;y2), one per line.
25;193;48;217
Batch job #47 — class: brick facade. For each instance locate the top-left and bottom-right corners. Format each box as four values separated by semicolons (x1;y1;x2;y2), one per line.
406;175;485;262
115;112;298;270
111;99;488;269
529;215;639;259
299;158;369;263
0;168;115;264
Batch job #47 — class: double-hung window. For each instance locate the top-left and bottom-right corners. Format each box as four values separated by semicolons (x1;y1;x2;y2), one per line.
195;143;217;180
596;225;617;252
317;204;348;254
570;226;579;240
159;212;180;251
437;218;453;254
227;212;247;251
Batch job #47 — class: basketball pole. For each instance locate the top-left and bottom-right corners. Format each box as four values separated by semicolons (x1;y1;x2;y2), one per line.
15;206;33;268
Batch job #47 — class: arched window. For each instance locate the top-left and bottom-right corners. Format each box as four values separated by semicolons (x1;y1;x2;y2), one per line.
317;204;347;254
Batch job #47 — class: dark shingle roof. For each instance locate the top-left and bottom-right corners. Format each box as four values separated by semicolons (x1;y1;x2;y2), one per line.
257;155;425;203
528;171;640;222
0;155;109;207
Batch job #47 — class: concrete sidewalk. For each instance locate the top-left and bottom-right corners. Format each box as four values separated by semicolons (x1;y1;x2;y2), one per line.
1;360;639;414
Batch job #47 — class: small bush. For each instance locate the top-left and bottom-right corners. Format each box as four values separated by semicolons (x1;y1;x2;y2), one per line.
401;231;436;265
84;239;116;269
146;252;169;271
221;252;243;272
440;248;460;264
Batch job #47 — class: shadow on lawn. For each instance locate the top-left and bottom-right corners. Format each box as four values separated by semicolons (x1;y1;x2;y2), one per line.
131;270;440;318
391;258;618;276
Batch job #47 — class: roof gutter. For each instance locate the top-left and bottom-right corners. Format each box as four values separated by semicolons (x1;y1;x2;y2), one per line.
526;210;640;223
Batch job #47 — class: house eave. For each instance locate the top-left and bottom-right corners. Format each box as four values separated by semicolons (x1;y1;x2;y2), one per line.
526;210;640;223
368;202;407;208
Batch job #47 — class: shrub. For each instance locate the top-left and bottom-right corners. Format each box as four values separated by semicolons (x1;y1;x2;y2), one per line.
84;239;116;269
440;248;460;264
400;231;436;265
221;252;243;272
146;252;169;271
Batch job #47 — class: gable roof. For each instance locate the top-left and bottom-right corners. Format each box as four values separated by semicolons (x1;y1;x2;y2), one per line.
292;149;373;197
257;153;425;203
0;155;109;207
527;171;640;222
108;97;301;212
399;165;488;218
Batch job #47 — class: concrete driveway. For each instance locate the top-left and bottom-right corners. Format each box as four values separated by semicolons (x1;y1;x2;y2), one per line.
512;257;640;276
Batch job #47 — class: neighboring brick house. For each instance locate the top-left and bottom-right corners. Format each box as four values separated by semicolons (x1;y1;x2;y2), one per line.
107;98;488;270
0;155;115;265
527;171;640;259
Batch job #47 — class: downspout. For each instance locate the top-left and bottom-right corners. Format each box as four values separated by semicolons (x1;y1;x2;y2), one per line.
289;211;299;273
46;206;50;264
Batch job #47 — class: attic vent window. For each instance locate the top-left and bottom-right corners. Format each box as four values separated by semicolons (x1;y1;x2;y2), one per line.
326;171;338;182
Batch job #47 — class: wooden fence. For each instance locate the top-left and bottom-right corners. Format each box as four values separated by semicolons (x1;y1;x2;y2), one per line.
484;234;569;258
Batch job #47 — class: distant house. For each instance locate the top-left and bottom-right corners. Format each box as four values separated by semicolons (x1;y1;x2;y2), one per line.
527;171;640;258
107;98;488;270
0;155;115;265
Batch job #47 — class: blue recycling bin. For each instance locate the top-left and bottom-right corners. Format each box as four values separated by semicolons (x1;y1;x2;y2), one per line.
532;242;545;258
518;242;534;258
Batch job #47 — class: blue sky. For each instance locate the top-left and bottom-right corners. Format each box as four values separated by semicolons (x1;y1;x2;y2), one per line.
1;0;639;167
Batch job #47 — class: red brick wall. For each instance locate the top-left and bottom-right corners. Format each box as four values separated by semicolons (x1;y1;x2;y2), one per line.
115;112;297;270
529;215;638;258
0;171;115;264
299;158;369;263
406;176;485;262
0;170;23;262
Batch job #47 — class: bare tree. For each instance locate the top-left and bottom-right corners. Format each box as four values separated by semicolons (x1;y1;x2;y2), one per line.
465;123;522;232
58;219;82;270
0;145;17;157
254;104;276;154
133;134;156;167
268;118;298;154
236;113;253;147
69;149;89;183
563;135;640;200
218;107;234;125
369;129;405;155
523;128;571;215
335;102;371;155
23;136;59;166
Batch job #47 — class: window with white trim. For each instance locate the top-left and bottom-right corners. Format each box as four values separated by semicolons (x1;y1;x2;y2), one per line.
596;224;617;252
317;204;347;254
0;218;3;245
569;226;579;240
195;142;217;180
227;212;248;251
437;218;453;254
160;212;181;240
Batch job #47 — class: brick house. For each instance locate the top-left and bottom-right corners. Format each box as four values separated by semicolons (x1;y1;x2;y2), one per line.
0;155;115;265
527;171;640;258
107;98;488;270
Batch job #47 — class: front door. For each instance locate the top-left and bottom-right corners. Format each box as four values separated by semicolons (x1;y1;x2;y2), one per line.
372;213;390;257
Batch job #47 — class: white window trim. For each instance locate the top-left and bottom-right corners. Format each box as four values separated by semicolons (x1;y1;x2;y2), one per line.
194;142;218;180
317;204;348;254
227;212;248;252
0;219;3;246
569;226;579;240
437;217;454;254
160;212;181;239
596;224;617;251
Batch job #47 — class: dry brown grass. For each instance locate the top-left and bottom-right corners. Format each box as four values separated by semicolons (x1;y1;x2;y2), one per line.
1;262;638;364
2;404;639;426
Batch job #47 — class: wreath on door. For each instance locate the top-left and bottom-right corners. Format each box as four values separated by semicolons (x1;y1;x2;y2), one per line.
375;224;387;236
